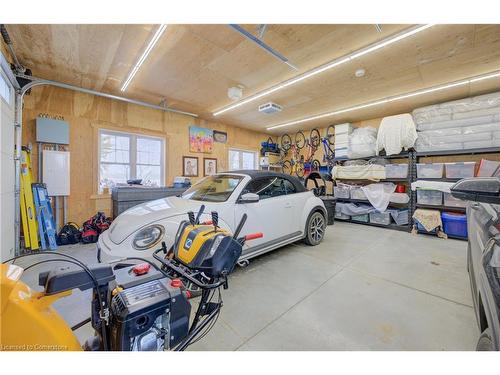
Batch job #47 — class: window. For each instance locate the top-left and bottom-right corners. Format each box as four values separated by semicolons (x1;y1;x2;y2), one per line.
242;177;295;199
0;72;12;105
229;149;257;170
99;129;164;191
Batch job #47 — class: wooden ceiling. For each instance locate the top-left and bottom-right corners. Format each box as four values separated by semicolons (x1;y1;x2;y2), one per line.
5;24;500;134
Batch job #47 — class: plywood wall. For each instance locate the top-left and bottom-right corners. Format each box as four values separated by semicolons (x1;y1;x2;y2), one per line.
22;86;270;224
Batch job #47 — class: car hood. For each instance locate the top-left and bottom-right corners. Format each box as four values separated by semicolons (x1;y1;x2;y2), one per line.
107;196;211;244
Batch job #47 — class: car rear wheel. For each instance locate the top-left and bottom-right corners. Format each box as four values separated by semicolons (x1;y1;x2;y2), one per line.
476;328;494;351
305;211;326;246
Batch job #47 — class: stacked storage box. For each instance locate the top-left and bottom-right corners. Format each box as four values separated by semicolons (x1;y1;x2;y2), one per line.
334;123;353;158
412;91;500;152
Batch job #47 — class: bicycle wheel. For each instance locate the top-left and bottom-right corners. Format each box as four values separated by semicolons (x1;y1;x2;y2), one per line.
310;128;321;148
281;133;292;151
295;131;306;149
312;159;321;171
282;160;292;174
326;125;335;145
295;162;305;178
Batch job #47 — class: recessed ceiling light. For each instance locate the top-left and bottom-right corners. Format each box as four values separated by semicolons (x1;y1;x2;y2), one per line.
266;70;500;130
212;24;434;117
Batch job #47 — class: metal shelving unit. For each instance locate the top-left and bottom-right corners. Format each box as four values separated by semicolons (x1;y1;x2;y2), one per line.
334;150;414;233
412;147;500;241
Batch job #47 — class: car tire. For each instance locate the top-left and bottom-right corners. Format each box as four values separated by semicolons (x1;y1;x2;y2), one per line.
304;211;326;246
476;328;494;351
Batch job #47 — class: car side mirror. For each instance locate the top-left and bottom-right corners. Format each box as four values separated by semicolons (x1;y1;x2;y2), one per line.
450;177;500;205
238;193;260;203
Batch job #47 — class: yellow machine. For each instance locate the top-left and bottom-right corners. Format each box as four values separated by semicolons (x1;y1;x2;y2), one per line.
0;263;81;351
1;206;261;351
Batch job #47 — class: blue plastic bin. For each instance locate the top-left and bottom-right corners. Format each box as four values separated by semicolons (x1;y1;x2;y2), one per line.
441;212;468;238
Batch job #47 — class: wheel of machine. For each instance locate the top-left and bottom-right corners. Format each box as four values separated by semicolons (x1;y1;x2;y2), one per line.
310;128;321;147
312;159;321;171
476;328;494;351
326;125;335;145
295;131;306;149
305;211;326;246
281;134;292;151
295;162;305;178
282;160;292;174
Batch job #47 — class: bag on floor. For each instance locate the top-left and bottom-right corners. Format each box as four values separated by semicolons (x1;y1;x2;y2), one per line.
56;222;82;245
81;212;113;243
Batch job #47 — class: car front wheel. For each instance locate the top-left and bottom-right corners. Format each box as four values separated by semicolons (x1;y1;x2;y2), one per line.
304;211;326;246
476;328;494;351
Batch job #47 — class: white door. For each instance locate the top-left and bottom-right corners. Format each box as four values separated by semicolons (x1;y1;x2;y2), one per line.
0;57;16;261
234;177;299;255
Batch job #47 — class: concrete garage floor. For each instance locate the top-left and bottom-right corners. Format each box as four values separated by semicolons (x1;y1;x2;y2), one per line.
16;222;477;350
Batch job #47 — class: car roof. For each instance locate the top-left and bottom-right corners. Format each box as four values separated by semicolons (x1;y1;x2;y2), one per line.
218;170;307;193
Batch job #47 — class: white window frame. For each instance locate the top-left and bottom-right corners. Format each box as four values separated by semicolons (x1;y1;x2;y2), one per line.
98;129;165;191
0;70;13;107
228;148;258;171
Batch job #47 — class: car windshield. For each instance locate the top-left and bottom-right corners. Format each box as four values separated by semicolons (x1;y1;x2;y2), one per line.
181;174;244;202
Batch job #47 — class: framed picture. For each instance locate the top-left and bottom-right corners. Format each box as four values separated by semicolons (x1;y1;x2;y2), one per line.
203;158;217;176
189;126;214;153
213;130;227;143
183;156;198;177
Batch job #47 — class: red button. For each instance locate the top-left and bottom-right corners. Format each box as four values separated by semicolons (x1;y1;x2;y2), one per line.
171;279;183;288
132;263;151;276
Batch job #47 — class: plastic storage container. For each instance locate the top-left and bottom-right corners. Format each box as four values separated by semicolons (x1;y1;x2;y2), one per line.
415;220;437;234
369;212;392;226
351;214;369;223
390;209;409;226
350;186;367;200
444;162;476;178
385;164;408;179
416;163;444;178
443;192;467;208
417;189;443;206
334;204;350;220
477;159;500;177
333;184;350;199
441;212;468;238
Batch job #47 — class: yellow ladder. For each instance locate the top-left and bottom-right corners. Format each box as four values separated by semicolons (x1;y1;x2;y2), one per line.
20;148;39;250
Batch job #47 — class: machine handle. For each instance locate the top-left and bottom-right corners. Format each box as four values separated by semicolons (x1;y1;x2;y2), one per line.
233;213;247;239
244;232;263;241
194;204;205;224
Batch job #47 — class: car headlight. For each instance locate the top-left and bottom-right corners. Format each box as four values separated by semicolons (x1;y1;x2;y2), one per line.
132;225;164;250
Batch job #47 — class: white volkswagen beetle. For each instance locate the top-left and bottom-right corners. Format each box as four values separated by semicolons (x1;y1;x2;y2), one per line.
97;170;327;265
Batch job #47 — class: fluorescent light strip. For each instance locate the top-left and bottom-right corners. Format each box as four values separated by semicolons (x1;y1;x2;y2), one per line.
213;24;434;116
266;70;500;130
121;24;167;92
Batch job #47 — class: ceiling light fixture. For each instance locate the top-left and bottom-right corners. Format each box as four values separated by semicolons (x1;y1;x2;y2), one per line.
213;24;434;117
266;70;500;130
121;24;167;92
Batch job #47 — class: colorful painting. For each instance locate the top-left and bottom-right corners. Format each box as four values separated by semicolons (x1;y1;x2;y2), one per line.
189;126;214;153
